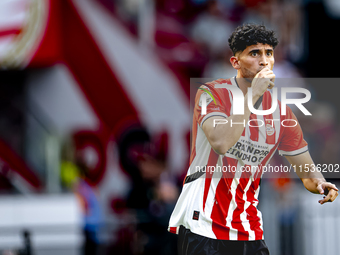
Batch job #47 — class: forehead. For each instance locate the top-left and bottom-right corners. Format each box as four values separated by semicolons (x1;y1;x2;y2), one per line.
243;43;274;53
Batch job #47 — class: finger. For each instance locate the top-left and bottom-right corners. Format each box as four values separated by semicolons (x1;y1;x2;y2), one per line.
258;67;270;73
266;72;275;79
329;189;338;201
329;191;339;202
255;67;269;76
318;196;328;204
319;190;336;204
318;194;330;204
262;68;275;82
254;71;261;78
258;70;273;77
324;191;333;202
261;72;275;81
317;184;324;195
268;81;275;89
325;183;339;191
321;183;338;197
257;68;272;76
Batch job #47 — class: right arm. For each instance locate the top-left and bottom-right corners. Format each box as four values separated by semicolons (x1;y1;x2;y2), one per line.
202;95;252;154
202;68;275;154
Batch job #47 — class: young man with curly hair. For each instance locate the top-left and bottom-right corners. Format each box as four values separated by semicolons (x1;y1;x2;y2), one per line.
168;24;338;255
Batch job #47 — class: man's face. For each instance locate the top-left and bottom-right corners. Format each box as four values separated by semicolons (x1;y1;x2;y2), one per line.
234;43;275;79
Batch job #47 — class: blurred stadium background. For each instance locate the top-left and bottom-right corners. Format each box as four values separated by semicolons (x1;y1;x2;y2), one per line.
0;0;339;254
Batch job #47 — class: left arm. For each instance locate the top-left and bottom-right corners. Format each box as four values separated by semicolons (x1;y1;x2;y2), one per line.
285;151;338;204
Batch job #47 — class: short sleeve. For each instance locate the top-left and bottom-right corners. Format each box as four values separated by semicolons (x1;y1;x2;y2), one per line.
194;85;231;127
278;106;308;156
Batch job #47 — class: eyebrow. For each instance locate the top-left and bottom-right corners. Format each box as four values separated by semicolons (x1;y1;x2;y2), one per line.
249;49;274;54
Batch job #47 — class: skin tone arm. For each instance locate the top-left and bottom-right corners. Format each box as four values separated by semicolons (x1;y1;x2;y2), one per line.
202;93;252;155
202;67;275;155
285;151;338;204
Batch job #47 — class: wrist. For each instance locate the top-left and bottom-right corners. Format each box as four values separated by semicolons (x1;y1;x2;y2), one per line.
302;178;325;194
252;93;261;105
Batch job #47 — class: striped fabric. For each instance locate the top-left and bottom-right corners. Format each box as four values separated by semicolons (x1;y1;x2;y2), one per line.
168;77;308;241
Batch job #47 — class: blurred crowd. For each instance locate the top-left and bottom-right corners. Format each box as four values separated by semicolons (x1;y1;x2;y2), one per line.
102;0;306;79
59;126;180;255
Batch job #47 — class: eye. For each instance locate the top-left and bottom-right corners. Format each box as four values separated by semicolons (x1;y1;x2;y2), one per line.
251;52;258;57
266;52;273;56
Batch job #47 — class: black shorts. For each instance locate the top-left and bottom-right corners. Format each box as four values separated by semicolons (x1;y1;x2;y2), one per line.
178;226;270;255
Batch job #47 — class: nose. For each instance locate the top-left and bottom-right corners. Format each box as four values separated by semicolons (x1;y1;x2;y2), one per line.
259;54;269;66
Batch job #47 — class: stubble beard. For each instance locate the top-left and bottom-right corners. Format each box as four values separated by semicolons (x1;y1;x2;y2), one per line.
241;66;266;84
241;67;256;84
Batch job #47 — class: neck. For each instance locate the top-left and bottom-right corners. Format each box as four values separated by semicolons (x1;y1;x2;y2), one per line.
236;72;252;96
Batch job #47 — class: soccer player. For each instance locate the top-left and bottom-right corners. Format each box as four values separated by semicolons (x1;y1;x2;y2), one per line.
168;24;339;255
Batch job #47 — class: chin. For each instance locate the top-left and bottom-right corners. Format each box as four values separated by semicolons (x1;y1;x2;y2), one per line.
243;74;255;80
241;69;256;79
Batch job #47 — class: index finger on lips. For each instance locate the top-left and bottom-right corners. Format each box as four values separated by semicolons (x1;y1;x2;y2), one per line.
258;67;270;72
256;68;271;77
259;68;271;75
261;72;275;81
254;71;261;79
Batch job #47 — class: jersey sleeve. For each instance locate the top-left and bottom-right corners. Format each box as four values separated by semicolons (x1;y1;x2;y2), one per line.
278;106;308;156
194;85;231;127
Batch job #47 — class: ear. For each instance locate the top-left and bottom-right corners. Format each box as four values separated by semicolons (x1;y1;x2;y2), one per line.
230;56;240;70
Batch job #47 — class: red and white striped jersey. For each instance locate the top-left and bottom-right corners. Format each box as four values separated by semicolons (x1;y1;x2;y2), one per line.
168;77;308;241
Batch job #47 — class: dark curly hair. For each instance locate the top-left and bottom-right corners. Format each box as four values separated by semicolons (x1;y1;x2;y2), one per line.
228;24;279;55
